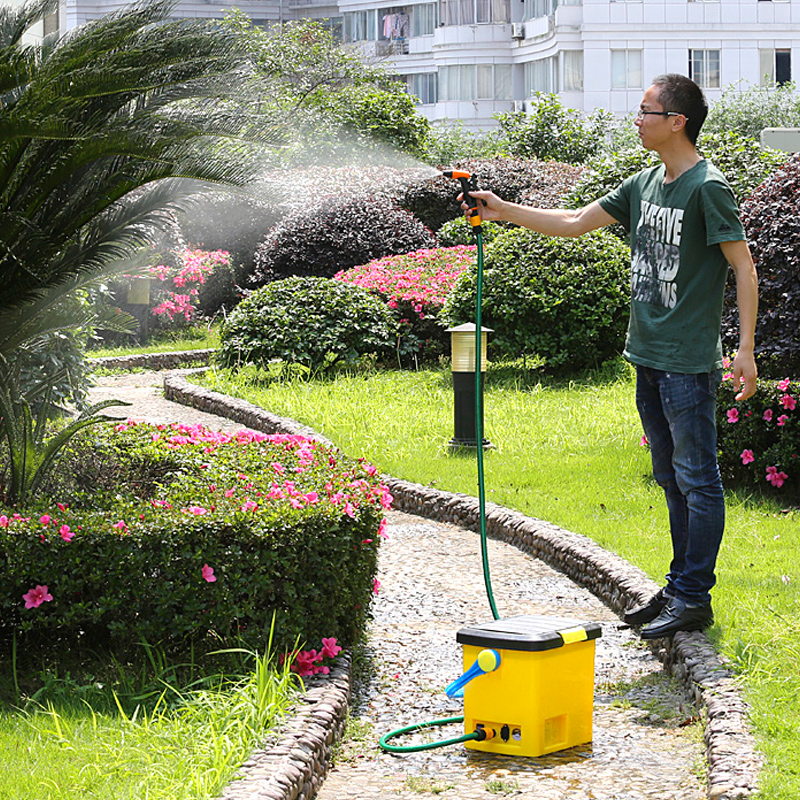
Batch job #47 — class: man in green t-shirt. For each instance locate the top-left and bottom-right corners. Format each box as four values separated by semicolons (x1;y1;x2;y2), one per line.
465;74;758;639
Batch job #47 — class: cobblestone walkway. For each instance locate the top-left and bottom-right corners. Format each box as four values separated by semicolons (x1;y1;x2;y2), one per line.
89;370;706;800
316;511;704;800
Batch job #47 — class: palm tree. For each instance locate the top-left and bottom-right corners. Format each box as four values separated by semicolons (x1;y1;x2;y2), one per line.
0;0;276;503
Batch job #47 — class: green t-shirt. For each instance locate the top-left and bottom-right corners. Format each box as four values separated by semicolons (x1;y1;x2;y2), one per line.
599;159;744;373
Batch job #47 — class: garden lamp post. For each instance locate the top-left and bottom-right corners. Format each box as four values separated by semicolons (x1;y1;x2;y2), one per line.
447;323;492;449
126;276;152;342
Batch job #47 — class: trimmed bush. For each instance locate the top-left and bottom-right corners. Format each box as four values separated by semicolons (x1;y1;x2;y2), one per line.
716;373;800;500
335;246;476;364
724;153;800;378
250;196;437;287
443;227;630;370
0;421;390;656
395;158;584;232
436;217;505;248
217;277;396;372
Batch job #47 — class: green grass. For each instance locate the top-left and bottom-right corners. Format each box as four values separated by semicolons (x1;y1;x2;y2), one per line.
0;645;300;800
89;324;220;358
200;361;800;800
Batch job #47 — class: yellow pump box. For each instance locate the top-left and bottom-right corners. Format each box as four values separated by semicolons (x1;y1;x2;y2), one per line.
456;614;602;757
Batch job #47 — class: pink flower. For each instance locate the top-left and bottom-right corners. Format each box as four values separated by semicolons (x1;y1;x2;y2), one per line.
303;491;320;505
113;520;128;534
343;501;356;518
740;449;755;465
0;515;8;528
766;466;788;488
778;415;789;427
40;514;52;526
379;488;393;509
763;408;773;422
182;505;208;515
224;488;236;498
373;578;381;595
292;649;321;676
240;499;259;512
202;564;217;583
377;518;388;539
60;525;74;542
726;408;739;423
23;585;53;609
778;378;791;392
320;637;342;659
781;394;796;411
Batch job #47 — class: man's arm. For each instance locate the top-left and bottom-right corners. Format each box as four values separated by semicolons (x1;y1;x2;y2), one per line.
465;192;618;238
720;239;758;402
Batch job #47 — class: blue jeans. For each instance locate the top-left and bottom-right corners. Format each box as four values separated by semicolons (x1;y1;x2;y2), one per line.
635;366;724;606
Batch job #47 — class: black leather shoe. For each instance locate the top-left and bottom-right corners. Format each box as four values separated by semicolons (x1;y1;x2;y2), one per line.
623;588;670;626
639;597;713;639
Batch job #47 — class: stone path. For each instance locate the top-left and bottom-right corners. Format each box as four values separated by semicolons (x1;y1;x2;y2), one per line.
87;370;707;800
316;511;704;800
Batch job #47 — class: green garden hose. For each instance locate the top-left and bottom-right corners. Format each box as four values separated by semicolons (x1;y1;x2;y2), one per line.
378;715;483;753
378;176;499;753
474;230;500;623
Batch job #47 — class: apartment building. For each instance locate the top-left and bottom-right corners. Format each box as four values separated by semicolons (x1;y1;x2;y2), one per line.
52;0;800;130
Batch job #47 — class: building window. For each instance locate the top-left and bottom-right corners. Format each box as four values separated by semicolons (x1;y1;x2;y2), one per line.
562;51;583;91
343;10;378;41
689;49;720;88
409;72;438;104
523;0;557;20
439;64;512;101
412;3;438;36
760;48;792;85
441;0;509;25
611;50;642;89
525;57;557;95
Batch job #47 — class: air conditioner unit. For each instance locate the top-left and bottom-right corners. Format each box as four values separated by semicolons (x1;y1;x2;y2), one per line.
511;22;524;40
513;100;526;113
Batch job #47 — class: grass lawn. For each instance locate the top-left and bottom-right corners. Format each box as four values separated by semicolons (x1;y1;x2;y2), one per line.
88;324;220;359
201;361;799;800
0;644;299;800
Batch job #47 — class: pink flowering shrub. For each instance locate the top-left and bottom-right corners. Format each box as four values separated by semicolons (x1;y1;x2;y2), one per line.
148;248;231;325
716;367;799;498
287;636;343;677
335;246;476;364
0;421;390;656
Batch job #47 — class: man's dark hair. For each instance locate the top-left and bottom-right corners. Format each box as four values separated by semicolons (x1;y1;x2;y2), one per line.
651;73;708;145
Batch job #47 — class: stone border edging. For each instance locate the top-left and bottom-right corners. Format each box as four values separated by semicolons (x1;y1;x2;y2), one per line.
219;656;350;800
89;348;214;372
162;372;760;800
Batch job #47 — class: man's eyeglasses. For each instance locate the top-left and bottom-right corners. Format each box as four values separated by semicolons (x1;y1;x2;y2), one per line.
635;109;687;120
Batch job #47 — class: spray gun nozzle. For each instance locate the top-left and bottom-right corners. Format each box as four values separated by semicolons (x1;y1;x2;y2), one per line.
441;169;483;234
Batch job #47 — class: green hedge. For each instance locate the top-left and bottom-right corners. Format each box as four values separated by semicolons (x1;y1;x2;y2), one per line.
217;277;396;373
443;227;631;370
0;421;389;656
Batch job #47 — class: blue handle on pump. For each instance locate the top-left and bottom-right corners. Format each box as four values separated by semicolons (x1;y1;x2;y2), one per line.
445;648;501;698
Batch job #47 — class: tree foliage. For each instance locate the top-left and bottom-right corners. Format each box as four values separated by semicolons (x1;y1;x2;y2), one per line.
704;80;800;141
224;13;432;163
0;0;277;502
